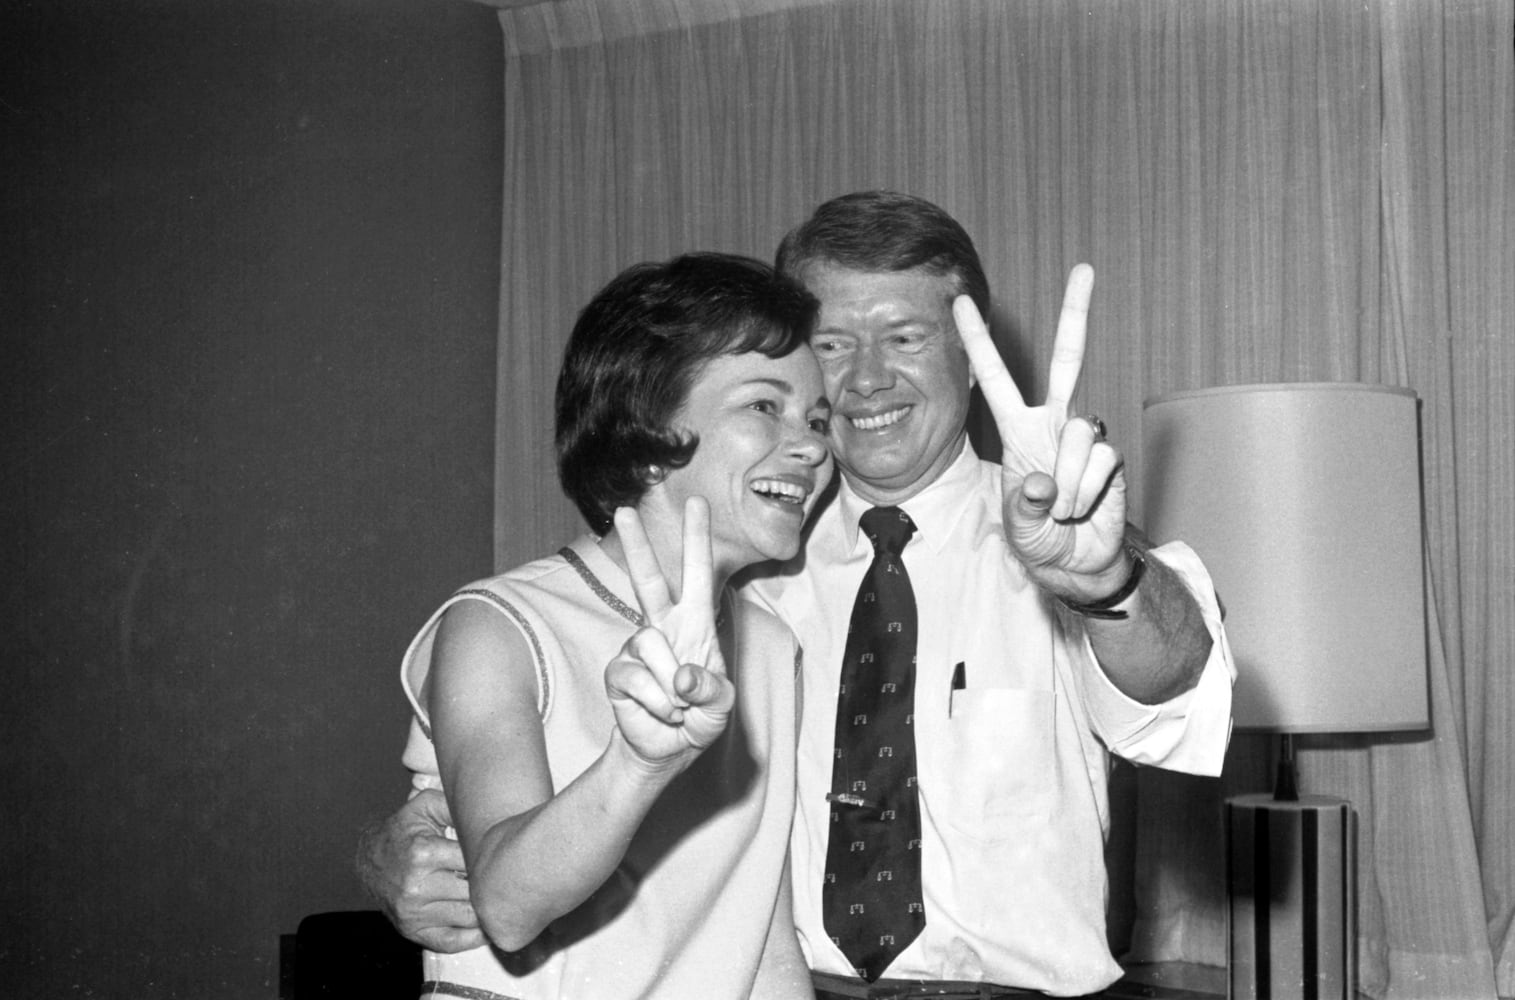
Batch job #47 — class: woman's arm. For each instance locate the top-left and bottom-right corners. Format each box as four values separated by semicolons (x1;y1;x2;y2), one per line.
433;590;733;957
429;601;690;952
431;503;733;954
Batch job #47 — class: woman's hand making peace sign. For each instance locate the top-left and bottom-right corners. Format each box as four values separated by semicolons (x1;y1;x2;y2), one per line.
604;498;736;770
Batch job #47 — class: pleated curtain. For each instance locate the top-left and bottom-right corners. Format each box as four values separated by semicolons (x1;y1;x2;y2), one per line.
484;2;1513;996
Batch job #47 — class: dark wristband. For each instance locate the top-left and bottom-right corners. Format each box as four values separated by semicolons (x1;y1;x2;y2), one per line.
1061;542;1146;621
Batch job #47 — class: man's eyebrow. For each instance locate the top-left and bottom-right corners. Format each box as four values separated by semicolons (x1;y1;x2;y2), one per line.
816;316;932;333
883;315;936;330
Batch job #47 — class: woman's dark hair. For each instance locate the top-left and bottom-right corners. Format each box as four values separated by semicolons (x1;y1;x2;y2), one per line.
774;190;991;316
556;252;819;534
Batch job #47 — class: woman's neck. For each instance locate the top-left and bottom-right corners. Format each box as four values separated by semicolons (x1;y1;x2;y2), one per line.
597;521;732;610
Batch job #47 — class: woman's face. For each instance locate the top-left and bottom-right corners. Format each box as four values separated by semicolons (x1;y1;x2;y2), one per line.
650;345;832;575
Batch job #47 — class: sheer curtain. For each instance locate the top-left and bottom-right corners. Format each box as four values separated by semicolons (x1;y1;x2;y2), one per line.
485;2;1513;996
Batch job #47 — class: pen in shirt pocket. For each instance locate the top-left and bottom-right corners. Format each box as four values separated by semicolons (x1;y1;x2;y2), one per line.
949;661;966;717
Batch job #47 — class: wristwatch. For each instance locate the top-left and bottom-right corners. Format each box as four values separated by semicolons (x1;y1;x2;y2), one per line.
1060;541;1146;621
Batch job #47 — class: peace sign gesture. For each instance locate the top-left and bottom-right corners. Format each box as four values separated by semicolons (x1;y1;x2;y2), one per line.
953;265;1130;603
604;498;735;768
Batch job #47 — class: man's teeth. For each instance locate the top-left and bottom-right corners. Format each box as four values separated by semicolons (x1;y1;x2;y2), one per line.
849;407;909;431
751;479;809;505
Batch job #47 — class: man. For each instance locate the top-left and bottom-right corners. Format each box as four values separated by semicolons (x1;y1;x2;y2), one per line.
361;192;1232;997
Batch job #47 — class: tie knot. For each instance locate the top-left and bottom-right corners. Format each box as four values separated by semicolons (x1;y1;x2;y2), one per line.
860;506;916;556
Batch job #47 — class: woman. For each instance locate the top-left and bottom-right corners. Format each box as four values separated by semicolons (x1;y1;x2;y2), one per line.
398;253;832;999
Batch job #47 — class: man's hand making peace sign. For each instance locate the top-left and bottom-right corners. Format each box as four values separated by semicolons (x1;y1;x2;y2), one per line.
952;265;1134;606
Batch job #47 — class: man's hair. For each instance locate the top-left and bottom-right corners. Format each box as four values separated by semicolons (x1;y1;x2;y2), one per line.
774;190;991;315
556;252;819;535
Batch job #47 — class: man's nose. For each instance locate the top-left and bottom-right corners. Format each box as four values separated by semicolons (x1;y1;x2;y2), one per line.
843;342;892;395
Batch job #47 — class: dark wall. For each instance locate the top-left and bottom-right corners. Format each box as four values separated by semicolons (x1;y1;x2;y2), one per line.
2;2;502;994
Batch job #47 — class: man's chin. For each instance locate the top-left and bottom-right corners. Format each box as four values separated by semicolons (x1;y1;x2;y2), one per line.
837;429;967;497
833;448;917;492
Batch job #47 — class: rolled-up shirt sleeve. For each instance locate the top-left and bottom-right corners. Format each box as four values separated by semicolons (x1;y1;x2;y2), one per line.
1074;540;1235;776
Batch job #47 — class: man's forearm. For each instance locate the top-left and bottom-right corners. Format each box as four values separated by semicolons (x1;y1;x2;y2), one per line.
1081;550;1212;705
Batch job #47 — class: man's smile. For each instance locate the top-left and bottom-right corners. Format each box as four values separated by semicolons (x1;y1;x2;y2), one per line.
845;405;912;431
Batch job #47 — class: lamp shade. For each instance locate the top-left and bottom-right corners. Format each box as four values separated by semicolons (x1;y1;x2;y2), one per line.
1142;383;1429;733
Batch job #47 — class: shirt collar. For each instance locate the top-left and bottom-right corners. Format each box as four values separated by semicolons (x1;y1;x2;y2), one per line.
836;438;983;556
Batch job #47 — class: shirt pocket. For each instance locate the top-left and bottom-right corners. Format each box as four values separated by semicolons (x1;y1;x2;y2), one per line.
931;686;1058;842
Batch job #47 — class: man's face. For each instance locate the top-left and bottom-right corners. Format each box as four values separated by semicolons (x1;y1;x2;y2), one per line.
803;263;974;505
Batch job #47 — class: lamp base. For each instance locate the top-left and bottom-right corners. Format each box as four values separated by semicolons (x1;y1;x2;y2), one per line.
1225;793;1357;1000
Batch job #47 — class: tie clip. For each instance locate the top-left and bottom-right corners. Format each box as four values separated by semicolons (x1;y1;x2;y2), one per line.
826;792;880;810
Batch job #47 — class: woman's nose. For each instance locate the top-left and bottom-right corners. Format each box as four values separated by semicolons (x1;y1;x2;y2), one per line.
789;423;830;465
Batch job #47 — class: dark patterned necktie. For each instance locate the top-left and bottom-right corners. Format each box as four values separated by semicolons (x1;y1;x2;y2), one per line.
822;506;925;982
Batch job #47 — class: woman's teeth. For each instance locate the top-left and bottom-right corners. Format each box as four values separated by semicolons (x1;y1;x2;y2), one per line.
751;479;809;505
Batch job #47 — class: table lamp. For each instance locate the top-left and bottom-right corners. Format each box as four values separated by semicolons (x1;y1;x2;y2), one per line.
1141;383;1430;1000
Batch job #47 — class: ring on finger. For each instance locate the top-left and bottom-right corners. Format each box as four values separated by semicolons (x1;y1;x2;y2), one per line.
1081;415;1107;442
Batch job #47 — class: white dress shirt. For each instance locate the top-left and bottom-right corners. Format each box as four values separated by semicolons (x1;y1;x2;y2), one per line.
744;441;1234;997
